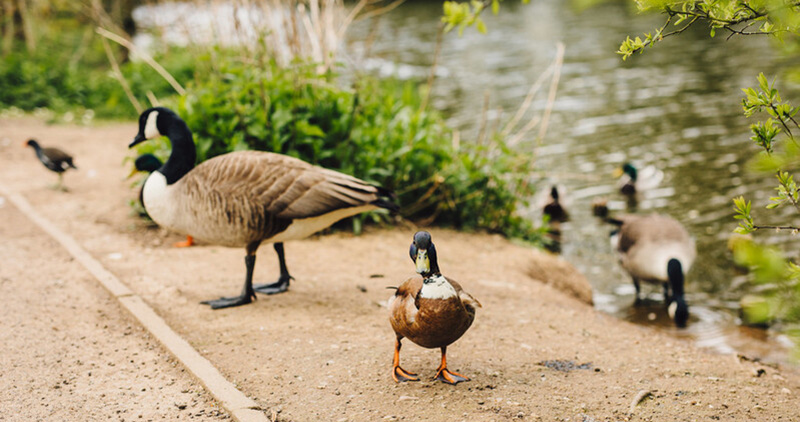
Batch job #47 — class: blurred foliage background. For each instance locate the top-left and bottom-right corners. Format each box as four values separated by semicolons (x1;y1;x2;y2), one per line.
0;0;555;243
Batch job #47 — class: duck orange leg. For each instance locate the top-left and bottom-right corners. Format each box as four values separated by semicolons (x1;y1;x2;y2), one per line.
392;338;419;383
434;346;469;385
173;235;194;248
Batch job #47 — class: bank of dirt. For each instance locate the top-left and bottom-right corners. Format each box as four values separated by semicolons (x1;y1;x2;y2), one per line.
1;117;798;421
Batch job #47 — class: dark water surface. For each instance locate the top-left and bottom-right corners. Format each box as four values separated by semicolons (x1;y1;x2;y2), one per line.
136;0;799;362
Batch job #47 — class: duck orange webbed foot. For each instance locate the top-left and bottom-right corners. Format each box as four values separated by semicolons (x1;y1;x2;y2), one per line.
434;367;469;385
392;366;419;383
173;235;194;248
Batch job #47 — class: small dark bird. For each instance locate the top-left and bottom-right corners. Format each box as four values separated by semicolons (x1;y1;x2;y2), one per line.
389;231;481;384
132;154;194;248
543;186;569;223
25;139;77;190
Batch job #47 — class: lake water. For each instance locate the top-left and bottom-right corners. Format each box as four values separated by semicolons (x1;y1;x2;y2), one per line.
135;0;799;363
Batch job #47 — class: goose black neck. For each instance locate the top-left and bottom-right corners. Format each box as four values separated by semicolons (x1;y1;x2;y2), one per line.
550;186;559;201
667;258;684;297
161;116;196;185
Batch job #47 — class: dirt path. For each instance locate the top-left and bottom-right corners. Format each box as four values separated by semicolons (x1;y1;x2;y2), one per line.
1;117;798;421
0;182;228;420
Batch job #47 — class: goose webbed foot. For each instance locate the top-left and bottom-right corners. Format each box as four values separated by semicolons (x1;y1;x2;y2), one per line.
200;294;253;309
202;254;257;309
253;275;292;295
391;366;419;383
434;367;469;385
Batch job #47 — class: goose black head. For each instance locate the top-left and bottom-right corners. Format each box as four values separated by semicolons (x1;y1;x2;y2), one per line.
130;107;178;148
409;231;440;279
134;154;163;173
667;258;689;328
25;139;40;149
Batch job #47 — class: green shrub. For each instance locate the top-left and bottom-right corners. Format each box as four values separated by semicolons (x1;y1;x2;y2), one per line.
0;32;196;119
139;58;544;242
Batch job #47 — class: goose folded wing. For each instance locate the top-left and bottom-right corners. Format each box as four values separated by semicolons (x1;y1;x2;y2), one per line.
182;151;383;219
265;167;383;219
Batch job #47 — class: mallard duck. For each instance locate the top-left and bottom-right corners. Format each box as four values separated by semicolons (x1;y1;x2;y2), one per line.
543;186;568;223
614;163;663;196
132;154;194;248
388;231;481;384
609;214;695;327
129;107;398;309
25;139;77;190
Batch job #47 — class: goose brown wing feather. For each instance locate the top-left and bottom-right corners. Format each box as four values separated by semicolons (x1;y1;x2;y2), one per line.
617;214;690;253
178;151;384;221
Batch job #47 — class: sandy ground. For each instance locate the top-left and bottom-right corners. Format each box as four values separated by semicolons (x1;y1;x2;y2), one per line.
1;117;799;421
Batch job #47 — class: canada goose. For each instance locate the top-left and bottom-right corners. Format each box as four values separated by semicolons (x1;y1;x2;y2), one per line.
614;163;663;196
129;107;398;309
609;214;695;327
25;139;77;190
132;154;194;248
389;231;481;384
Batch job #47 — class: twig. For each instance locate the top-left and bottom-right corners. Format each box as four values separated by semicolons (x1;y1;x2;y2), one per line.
96;27;186;96
752;225;800;231
419;22;444;113
2;0;15;56
535;42;564;144
477;91;491;146
100;35;142;114
146;91;161;107
501;62;554;137
629;389;653;414
354;0;406;22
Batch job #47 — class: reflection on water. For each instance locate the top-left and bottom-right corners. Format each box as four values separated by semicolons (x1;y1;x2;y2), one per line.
135;0;798;362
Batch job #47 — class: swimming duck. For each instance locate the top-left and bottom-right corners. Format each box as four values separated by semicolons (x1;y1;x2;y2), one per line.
132;154;194;248
129;107;398;309
609;214;695;327
388;231;481;384
25;139;77;190
614;163;663;196
543;186;568;223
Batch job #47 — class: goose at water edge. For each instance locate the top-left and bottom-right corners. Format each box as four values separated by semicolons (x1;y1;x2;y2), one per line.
129;107;398;309
25;139;77;190
389;231;481;384
609;213;695;327
131;154;194;248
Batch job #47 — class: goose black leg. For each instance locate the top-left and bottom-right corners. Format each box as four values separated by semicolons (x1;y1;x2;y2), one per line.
632;277;642;305
253;242;293;295
662;282;671;303
201;242;260;309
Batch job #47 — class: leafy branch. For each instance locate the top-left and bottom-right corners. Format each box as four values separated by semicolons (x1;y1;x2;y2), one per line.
618;0;800;60
441;0;530;35
733;73;800;235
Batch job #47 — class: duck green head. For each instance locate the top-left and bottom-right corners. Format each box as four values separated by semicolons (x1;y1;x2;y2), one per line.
621;163;637;181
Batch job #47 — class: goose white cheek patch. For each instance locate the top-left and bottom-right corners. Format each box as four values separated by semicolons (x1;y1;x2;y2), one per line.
144;111;160;139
